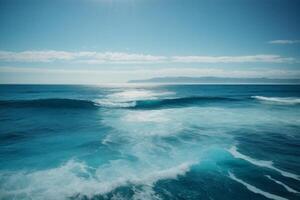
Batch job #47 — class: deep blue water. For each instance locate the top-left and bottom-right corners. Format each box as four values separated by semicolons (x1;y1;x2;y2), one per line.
0;84;299;200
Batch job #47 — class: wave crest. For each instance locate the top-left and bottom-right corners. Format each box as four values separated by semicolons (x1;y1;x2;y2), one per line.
94;96;237;109
0;160;193;200
133;96;236;109
252;96;300;105
0;96;237;110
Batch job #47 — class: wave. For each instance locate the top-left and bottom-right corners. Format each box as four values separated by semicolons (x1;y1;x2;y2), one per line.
229;172;288;200
252;96;300;105
95;88;236;109
93;96;235;110
228;146;300;181
265;175;299;193
0;160;193;200
132;96;237;109
2;95;298;110
0;98;97;109
94;96;237;109
94;99;136;108
0;96;236;110
106;90;175;102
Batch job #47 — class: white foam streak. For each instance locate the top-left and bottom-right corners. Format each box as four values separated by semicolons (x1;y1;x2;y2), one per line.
229;172;288;200
252;96;300;105
265;175;300;193
228;146;300;181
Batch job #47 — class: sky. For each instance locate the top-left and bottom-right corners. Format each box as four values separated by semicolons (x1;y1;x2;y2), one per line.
0;0;299;84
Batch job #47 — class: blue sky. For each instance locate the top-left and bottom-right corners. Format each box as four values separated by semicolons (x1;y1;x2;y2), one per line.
0;0;299;83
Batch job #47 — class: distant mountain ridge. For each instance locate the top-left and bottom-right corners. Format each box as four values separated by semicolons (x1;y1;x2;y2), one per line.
128;76;300;84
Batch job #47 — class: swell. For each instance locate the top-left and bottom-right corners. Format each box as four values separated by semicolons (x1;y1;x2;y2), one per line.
0;98;97;109
132;96;238;109
1;95;299;110
0;96;238;110
7;95;295;110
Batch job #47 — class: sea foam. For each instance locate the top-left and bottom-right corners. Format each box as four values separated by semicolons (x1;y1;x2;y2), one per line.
228;146;300;181
94;89;174;108
252;96;300;105
0;160;193;200
265;175;299;193
229;172;288;200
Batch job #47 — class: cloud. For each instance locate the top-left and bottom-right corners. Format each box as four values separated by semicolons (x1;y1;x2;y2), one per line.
171;55;295;63
0;50;74;62
268;40;300;44
76;52;167;64
0;51;167;64
0;50;296;64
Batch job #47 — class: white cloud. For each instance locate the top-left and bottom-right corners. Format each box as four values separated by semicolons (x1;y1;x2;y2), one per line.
171;55;295;63
0;50;75;62
0;51;167;64
269;40;300;44
0;50;296;64
77;52;167;64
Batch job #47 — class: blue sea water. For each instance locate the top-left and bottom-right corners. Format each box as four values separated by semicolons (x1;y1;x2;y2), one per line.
0;84;299;200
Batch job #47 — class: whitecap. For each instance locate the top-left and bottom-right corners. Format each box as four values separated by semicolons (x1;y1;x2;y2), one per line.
0;160;193;200
94;89;175;108
228;146;300;181
132;185;162;200
107;90;173;101
252;96;300;105
94;99;136;108
229;172;288;200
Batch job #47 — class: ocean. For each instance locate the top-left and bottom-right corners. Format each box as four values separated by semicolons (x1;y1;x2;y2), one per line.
0;84;299;200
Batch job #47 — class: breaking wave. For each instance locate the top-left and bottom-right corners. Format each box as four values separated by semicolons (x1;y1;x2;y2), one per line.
0;160;193;200
132;96;237;109
2;95;299;110
0;96;238;110
252;96;300;105
95;96;238;109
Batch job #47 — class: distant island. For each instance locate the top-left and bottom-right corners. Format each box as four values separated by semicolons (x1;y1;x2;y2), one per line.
128;76;300;84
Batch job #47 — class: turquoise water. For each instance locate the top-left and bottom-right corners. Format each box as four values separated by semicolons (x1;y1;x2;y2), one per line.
0;85;299;200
